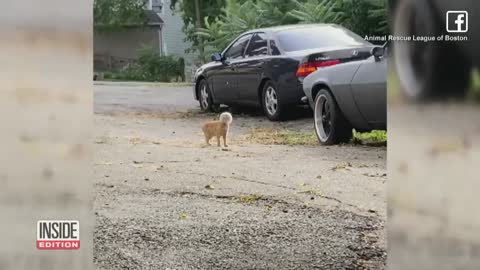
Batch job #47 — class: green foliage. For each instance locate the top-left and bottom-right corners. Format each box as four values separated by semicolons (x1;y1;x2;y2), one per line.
339;0;389;37
173;0;389;59
287;0;344;24
194;0;389;54
170;0;226;61
353;130;387;144
195;0;302;53
94;0;147;30
196;0;268;52
255;0;301;26
110;46;185;82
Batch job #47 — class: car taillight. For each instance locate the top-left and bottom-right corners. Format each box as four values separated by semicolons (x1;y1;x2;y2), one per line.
296;59;340;77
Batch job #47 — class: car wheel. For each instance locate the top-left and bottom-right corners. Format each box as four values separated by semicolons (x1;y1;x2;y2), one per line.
313;89;352;145
393;0;471;100
197;79;219;112
262;81;285;121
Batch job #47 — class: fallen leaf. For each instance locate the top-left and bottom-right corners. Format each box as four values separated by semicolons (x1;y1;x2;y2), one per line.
94;137;108;144
332;162;352;171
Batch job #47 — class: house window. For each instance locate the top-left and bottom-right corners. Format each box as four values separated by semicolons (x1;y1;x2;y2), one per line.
152;0;164;14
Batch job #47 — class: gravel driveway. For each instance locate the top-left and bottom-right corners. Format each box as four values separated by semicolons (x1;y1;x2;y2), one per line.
93;82;387;269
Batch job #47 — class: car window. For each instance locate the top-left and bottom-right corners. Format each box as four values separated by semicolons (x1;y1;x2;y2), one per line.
269;40;281;55
245;33;268;57
276;25;371;52
223;34;253;61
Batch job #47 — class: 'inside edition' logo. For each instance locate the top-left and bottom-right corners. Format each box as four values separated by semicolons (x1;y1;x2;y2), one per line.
37;220;80;250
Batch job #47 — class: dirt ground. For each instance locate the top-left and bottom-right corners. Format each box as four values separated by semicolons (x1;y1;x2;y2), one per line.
93;82;387;269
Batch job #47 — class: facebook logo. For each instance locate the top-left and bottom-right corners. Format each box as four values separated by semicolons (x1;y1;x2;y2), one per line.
446;11;468;33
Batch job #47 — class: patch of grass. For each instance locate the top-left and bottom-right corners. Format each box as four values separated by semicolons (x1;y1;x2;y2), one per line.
98;72;192;86
246;128;387;146
246;128;318;146
238;194;261;204
353;130;387;144
126;136;150;145
179;109;217;119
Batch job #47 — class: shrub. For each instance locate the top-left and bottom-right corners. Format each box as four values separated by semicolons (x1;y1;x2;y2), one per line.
115;46;185;82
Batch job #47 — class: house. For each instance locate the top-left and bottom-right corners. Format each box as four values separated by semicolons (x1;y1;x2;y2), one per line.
94;0;196;81
93;10;163;71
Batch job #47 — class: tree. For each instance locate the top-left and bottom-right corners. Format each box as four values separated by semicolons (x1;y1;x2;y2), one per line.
287;0;344;24
178;0;389;58
94;0;147;31
339;0;389;37
195;0;306;53
170;0;226;62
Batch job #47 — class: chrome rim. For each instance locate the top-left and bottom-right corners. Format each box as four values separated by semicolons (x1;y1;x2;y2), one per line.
265;86;278;116
200;84;209;109
314;94;331;141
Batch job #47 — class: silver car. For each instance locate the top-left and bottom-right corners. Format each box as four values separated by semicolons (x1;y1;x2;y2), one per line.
302;45;387;145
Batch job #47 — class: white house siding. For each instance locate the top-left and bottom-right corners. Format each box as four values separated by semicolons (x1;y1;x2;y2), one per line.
151;0;197;81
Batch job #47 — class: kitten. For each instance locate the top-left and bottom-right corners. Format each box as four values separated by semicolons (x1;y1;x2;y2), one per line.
202;112;233;147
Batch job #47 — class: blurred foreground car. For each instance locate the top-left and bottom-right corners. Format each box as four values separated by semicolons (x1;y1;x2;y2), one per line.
303;46;387;145
390;0;480;100
193;24;375;121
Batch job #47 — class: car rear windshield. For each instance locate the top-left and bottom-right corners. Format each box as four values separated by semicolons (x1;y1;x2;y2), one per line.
276;25;371;52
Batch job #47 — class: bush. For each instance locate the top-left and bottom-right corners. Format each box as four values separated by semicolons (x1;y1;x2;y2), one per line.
196;0;389;53
110;46;185;82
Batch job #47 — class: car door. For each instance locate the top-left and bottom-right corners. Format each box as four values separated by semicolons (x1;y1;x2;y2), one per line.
350;50;387;129
235;32;269;104
212;34;253;103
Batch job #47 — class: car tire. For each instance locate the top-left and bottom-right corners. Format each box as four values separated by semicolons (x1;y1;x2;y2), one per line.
197;79;219;112
393;0;471;100
313;89;352;145
261;81;285;121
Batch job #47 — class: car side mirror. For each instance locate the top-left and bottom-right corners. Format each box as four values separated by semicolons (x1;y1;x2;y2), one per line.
211;53;222;62
371;46;384;62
